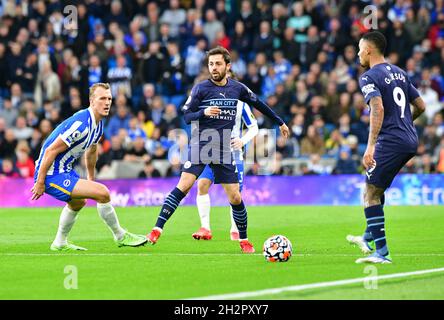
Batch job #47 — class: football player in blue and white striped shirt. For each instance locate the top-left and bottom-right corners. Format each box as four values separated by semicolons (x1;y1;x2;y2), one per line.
31;83;147;251
192;100;259;241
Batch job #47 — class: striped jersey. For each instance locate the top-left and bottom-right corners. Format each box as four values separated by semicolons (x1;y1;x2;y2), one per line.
232;101;257;161
35;108;104;176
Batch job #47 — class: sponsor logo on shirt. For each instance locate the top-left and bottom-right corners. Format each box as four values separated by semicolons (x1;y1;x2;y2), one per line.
361;83;376;98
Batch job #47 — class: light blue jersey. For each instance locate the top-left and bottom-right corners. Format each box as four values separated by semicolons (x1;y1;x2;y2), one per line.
34;108;104;202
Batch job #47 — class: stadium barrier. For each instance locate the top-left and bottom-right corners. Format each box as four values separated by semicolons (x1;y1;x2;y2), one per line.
1;174;443;207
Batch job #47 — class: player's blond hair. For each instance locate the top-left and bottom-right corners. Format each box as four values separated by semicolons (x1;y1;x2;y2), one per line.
89;83;111;99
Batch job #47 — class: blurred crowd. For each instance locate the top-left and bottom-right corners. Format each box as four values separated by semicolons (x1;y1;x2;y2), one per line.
0;0;444;179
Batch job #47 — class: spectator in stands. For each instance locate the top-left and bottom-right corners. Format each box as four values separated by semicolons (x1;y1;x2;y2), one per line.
29;128;42;161
128;116;147;141
162;41;185;96
0;99;19;128
253;20;274;60
0;117;5;144
147;96;165;126
417;153;436;174
141;41;166;85
138;83;156;113
422;124;441;155
107;55;132;98
160;0;187;38
231;20;251;62
105;95;131;139
276;134;295;158
97;135;126;174
159;104;181;137
333;148;359;174
262;65;282;98
203;9;224;47
0;158;20;178
0;129;17;159
13;116;33;141
185;38;207;81
300;125;325;156
307;153;331;175
138;159;162;178
0;42;8;97
38;119;52;140
243;62;262;95
142;1;161;42
16;52;38;98
287;1;312;44
325;128;345;156
15;140;35;178
419;78;442;124
290;113;306;142
124;136;150;163
105;0;129;28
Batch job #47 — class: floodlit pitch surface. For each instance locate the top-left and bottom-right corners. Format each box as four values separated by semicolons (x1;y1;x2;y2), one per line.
0;206;443;299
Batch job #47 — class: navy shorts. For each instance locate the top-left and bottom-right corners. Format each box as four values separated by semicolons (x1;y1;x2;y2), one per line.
182;161;239;184
365;150;415;189
198;162;245;191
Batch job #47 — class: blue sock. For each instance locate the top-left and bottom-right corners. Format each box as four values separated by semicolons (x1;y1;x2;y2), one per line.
231;200;248;240
155;187;186;229
364;205;388;256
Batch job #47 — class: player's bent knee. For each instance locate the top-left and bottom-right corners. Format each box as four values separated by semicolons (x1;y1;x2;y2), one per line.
229;192;242;205
96;184;111;203
68;199;87;211
197;179;211;195
177;173;196;194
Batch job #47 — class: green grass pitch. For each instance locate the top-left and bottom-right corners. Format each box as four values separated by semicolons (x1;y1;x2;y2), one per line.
0;205;443;299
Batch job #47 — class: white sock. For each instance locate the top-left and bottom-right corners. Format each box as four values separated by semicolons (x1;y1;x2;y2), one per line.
97;202;126;241
230;207;239;233
53;205;79;246
196;194;211;230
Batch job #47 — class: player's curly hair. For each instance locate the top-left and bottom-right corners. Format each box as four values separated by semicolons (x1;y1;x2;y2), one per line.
362;31;387;55
89;82;111;99
206;46;231;64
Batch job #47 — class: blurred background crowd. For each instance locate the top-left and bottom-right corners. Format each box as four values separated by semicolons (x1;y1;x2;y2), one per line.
0;0;443;179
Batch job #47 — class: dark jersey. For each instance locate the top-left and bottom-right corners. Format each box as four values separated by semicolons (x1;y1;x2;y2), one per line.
182;78;283;163
359;62;420;153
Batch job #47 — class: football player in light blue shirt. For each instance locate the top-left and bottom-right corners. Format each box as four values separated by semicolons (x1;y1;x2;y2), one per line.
31;83;147;251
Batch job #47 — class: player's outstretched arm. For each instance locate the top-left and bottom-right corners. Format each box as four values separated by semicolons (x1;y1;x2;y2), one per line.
31;137;68;200
239;82;290;139
85;144;98;181
363;96;384;170
411;96;426;121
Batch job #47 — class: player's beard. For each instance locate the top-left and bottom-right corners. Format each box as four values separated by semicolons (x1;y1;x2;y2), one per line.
211;69;227;82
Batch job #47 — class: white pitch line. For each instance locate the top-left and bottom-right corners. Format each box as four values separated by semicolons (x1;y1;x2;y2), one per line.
189;267;444;300
2;253;444;257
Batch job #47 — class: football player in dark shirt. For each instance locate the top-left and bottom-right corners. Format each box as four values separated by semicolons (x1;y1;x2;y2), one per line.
145;47;290;253
347;31;426;264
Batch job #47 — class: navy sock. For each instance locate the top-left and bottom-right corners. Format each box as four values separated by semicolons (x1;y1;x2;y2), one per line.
231;200;248;240
364;205;388;256
363;195;385;241
155;187;186;229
